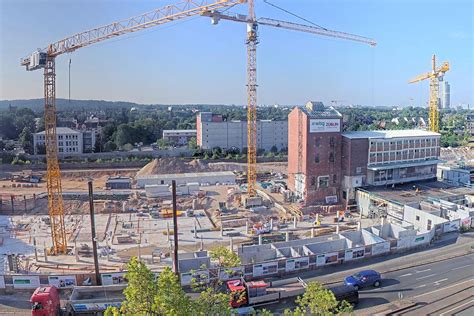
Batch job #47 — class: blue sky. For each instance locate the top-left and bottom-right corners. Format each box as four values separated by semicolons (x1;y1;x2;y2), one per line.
0;0;472;107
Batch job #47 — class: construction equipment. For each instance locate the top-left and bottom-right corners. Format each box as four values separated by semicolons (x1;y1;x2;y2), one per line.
409;54;450;132
21;1;376;252
203;4;376;198
20;0;245;255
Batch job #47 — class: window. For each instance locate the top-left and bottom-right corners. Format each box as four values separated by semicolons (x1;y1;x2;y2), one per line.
416;215;420;221
427;219;432;230
315;137;321;147
318;176;329;188
311;176;316;187
333;174;337;184
329;137;335;147
356;167;362;174
315;154;320;163
329;152;335;163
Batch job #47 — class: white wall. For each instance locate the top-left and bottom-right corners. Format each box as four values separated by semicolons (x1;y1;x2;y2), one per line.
403;205;448;230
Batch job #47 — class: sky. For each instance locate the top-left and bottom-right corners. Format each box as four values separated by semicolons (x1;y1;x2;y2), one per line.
0;0;472;107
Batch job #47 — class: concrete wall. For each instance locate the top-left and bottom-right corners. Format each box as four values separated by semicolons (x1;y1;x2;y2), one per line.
403;205;448;231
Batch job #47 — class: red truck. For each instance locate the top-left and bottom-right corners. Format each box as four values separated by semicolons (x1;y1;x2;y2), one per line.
31;286;60;316
226;277;307;308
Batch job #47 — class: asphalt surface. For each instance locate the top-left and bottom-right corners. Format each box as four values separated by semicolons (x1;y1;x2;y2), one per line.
264;252;474;314
356;253;474;310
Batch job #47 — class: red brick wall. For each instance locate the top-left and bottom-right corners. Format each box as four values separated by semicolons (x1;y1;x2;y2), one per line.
342;137;369;176
196;114;202;146
288;108;304;191
304;123;343;205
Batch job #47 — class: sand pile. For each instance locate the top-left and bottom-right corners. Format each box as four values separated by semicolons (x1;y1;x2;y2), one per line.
136;158;209;176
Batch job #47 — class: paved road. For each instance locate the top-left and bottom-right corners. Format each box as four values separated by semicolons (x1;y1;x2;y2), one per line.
356;253;474;311
265;252;474;314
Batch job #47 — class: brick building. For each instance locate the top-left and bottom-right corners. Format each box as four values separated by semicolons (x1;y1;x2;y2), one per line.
288;101;441;206
288;101;343;205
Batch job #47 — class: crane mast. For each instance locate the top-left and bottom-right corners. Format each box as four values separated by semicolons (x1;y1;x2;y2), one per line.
21;0;244;255
246;0;258;197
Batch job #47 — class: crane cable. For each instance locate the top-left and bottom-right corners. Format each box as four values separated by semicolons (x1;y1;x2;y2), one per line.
262;0;328;30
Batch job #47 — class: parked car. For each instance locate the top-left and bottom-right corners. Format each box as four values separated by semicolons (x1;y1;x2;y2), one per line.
344;270;381;290
328;284;359;306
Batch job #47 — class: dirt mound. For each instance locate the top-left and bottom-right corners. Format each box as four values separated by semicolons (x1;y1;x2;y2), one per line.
136;158;210;176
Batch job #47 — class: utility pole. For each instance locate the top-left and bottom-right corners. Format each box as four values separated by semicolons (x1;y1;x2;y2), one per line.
172;180;179;278
88;180;101;285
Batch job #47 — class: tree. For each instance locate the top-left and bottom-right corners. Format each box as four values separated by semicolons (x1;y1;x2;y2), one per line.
119;257;157;315
19;127;33;154
285;281;353;316
103;140;117;152
0;140;5;151
188;137;197;150
194;288;232;316
157;138;171;149
209;245;241;268
106;261;193;316
122;143;134;151
270;145;278;153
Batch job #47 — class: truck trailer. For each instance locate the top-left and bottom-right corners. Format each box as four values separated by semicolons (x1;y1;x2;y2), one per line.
226;277;307;308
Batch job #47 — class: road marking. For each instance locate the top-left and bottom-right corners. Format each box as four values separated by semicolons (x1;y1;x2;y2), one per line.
434;278;448;285
415;268;431;273
416;284;426;288
439;299;474;316
416;273;436;280
413;278;474;299
399;273;413;277
452;264;473;270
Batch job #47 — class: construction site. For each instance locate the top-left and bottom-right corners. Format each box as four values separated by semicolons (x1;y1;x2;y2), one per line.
1;3;472;312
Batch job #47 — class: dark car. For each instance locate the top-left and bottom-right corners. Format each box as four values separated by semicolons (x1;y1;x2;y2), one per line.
328;284;359;306
344;270;381;290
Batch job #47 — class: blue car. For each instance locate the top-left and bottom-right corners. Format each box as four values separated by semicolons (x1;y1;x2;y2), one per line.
344;270;381;290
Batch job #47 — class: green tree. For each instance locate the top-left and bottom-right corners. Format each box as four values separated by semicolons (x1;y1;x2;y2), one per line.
157;138;171;149
270;145;278;153
19;127;33;154
103;140;117;152
188;137;197;150
209;245;241;268
194;288;231;316
120;257;157;315
285;281;353;316
122;143;134;151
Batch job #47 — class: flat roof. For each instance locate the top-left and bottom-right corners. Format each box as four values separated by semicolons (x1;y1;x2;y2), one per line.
361;180;473;206
300;101;342;119
163;129;197;133
137;171;235;180
342;129;440;139
36;127;80;135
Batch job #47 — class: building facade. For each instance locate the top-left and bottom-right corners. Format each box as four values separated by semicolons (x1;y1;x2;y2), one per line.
441;80;450;109
288;101;343;205
34;127;96;155
163;129;197;146
467;114;474;142
288;102;441;206
196;112;288;151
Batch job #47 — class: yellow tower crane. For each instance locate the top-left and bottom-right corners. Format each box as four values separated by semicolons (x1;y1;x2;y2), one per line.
21;0;375;252
409;54;450;132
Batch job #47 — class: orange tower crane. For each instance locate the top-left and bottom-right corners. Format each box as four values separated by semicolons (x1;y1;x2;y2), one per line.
203;2;376;197
409;54;450;132
20;0;245;254
21;0;376;252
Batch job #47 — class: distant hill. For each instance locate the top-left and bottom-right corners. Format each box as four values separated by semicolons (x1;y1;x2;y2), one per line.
0;99;151;112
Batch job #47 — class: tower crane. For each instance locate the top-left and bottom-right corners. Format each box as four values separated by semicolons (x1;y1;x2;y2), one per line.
409;54;450;132
204;4;376;198
21;0;376;253
20;0;245;255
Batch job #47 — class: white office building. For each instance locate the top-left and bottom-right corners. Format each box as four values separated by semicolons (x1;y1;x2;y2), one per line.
196;112;288;151
441;80;450;109
34;127;95;155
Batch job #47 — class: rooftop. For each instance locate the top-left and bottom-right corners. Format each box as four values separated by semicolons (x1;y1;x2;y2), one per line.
300;101;342;118
36;127;80;135
163;129;197;133
342;129;440;139
361;180;473;206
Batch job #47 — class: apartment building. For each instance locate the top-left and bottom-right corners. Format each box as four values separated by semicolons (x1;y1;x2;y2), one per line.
163;129;197;146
